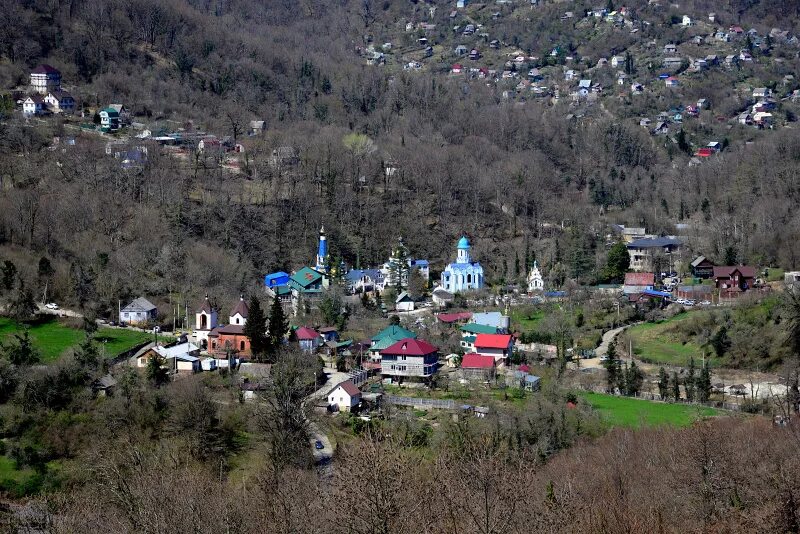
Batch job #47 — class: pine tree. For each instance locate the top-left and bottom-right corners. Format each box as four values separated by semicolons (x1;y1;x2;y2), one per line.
9;279;37;322
671;371;681;401
146;353;170;386
685;357;696;402
1;261;16;291
3;329;40;366
697;361;712;402
243;296;269;362
626;361;643;396
74;334;100;371
266;296;288;360
658;367;669;399
603;341;618;393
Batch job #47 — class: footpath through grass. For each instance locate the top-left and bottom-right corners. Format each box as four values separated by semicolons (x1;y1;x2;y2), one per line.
623;313;712;367
579;392;721;429
0;317;158;362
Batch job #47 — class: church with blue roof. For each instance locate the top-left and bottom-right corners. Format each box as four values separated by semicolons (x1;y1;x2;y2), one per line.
440;236;484;293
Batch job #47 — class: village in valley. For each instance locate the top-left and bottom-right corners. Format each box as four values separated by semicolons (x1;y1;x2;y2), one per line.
4;0;800;529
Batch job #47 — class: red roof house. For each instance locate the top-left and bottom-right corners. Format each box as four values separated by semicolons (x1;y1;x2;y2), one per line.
380;338;439;379
295;326;323;353
380;338;438;356
473;333;514;362
437;312;473;324
461;353;496;369
696;148;714;157
623;272;654;295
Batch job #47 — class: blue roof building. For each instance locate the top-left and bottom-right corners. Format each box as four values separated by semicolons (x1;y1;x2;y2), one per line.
441;236;484;293
264;272;290;288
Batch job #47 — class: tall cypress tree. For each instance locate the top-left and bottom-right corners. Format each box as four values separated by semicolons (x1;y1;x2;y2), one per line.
658;367;669;399
243;296;268;362
267;296;288;361
671;371;681;401
685;357;696;402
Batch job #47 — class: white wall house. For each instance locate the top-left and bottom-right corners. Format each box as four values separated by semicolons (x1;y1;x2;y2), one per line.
22;96;45;116
120;297;158;325
327;380;361;411
44;91;75;114
193;296;219;349
30;65;61;94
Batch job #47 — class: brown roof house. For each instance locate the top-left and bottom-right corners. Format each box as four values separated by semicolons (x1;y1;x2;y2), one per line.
714;266;756;298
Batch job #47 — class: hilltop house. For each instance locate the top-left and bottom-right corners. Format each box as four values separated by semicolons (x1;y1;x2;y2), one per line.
22;95;46;116
120;297;158;325
440;236;484;292
395;291;415;312
264;271;292;304
43;91;75;114
99;107;121;132
663;43;677;54
327;380;361;412
30;65;61;94
379;338;439;382
472;312;510;331
269;146;299;168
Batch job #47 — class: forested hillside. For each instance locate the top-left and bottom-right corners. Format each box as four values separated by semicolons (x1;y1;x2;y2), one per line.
1;0;800;311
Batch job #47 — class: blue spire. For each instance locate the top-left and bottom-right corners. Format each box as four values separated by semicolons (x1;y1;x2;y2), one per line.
316;225;328;272
457;236;470;249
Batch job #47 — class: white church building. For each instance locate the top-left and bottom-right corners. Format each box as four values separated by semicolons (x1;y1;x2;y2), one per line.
440;236;484;293
527;261;544;292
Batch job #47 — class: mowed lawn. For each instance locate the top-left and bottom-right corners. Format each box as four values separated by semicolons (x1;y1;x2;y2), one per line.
624;314;713;367
511;308;545;332
0;317;157;362
580;392;721;429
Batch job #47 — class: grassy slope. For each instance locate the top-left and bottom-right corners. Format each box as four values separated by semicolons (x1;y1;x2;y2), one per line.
580;392;721;429
625;313;711;367
0;318;158;362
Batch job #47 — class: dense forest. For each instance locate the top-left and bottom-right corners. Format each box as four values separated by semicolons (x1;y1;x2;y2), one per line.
0;0;800;315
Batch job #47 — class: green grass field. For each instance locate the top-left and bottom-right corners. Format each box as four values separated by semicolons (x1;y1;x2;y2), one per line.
511;307;545;331
624;314;713;367
580;392;721;429
0;317;159;362
0;455;41;497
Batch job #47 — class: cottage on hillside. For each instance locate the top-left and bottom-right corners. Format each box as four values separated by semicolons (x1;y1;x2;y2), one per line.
327;380;361;412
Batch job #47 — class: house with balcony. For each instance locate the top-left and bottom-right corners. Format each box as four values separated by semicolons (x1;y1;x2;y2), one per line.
379;338;438;382
626;237;682;272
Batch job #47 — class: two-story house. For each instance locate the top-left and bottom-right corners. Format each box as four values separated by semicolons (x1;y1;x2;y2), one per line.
379;338;438;382
626;237;682;272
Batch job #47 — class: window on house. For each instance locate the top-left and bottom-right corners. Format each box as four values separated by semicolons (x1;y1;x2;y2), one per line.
236;318;240;324
467;274;472;284
240;341;245;350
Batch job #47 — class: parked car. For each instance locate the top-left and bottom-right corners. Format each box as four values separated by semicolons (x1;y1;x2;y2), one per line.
699;300;711;306
45;303;59;310
314;440;324;450
684;300;696;306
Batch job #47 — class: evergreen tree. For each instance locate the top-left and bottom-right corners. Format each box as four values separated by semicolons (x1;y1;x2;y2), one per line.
697;361;712;402
146;353;170;386
514;252;521;281
3;329;40;366
389;242;410;292
602;242;631;283
9;279;37;322
676;129;691;155
657;367;669;399
685;357;696;402
624;51;635;75
671;371;681;401
243;296;269;362
266;296;288;360
625;361;644;396
1;261;16;291
374;290;383;310
74;334;100;371
603;341;618;393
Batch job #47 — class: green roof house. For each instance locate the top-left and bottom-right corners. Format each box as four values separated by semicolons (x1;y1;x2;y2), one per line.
99;107;121;132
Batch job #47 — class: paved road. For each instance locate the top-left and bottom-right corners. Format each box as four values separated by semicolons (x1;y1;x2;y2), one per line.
581;323;639;369
305;368;349;463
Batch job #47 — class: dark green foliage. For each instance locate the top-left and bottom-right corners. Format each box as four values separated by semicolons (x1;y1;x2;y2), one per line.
3;330;40;367
685;357;696;402
671;371;681;401
9;280;36;323
146;354;170;387
658;367;669;399
602;242;630;283
267;296;288;359
1;261;16;291
697;361;712;402
244;296;269;361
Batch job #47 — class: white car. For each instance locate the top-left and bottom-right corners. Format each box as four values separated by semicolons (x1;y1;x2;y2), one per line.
684;300;696;306
699;300;711;306
45;303;59;310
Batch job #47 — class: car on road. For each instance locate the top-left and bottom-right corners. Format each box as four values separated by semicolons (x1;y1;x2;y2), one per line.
45;303;59;310
314;440;324;450
699;300;711;306
599;355;609;362
684;299;696;306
